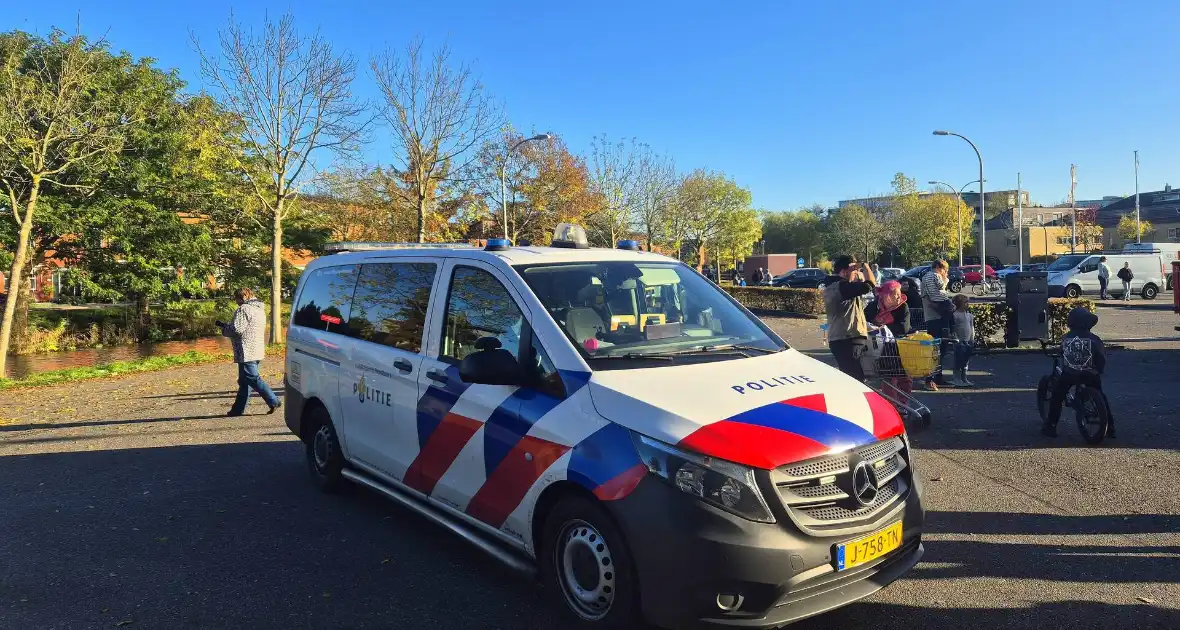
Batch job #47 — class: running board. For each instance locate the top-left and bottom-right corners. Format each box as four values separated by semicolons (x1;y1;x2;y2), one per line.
340;468;536;577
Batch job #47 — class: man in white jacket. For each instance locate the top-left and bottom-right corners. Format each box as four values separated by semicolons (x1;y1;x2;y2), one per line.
1097;256;1111;300
219;288;281;416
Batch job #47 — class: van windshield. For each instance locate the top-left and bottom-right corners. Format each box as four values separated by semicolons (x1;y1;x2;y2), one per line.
517;261;785;361
1047;254;1090;271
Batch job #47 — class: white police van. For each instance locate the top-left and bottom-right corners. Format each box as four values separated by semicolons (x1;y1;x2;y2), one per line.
283;224;925;628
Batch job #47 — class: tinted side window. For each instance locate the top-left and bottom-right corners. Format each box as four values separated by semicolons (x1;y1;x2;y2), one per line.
441;267;524;363
292;265;359;334
349;262;436;353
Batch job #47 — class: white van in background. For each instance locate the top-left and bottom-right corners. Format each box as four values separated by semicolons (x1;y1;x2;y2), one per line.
1122;243;1178;290
1047;252;1168;299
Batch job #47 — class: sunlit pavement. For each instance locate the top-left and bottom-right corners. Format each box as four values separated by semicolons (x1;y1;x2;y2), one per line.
0;307;1177;629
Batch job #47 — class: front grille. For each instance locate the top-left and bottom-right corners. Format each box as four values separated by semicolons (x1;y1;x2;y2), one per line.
772;437;910;535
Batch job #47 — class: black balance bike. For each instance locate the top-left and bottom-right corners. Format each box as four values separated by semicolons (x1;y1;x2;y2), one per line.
1035;340;1111;445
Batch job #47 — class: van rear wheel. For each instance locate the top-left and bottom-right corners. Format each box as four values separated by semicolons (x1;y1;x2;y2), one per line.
305;406;345;493
1141;283;1159;300
541;496;640;628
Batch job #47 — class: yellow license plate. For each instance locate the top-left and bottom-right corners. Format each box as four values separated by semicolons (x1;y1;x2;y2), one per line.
835;521;903;571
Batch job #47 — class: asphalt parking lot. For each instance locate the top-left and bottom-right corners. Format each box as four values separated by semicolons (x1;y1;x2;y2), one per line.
0;305;1177;629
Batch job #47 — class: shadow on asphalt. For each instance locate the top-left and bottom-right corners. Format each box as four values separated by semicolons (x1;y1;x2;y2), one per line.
142;387;287;401
2;441;1176;629
0;414;232;433
807;601;1180;630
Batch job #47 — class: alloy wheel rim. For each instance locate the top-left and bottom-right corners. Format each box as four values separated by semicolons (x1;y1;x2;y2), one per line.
555;519;616;620
313;425;332;471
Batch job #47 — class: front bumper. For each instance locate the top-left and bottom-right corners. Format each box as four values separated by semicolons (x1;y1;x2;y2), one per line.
1048;285;1067;298
608;472;925;629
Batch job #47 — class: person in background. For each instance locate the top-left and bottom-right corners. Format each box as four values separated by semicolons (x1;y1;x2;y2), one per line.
1097;256;1111;300
760;267;770;285
823;255;876;381
950;294;975;387
900;277;924;331
865;279;912;394
1117;262;1134;301
753;268;765;285
1044;307;1113;438
920;260;953;389
218;287;281;417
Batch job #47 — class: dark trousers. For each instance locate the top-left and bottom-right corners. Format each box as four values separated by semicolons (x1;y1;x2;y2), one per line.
1046;372;1112;427
925;315;951;384
829;337;867;382
1098;276;1109;299
231;361;280;414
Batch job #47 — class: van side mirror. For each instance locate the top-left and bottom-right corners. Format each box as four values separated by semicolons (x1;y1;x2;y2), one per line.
459;337;522;385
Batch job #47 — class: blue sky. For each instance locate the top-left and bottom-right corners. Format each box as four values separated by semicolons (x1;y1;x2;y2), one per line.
5;0;1178;210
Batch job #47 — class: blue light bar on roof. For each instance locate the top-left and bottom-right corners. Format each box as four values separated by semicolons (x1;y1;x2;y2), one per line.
617;240;640;251
485;238;512;251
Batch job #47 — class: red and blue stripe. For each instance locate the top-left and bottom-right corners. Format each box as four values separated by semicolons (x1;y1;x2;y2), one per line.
677;392;903;470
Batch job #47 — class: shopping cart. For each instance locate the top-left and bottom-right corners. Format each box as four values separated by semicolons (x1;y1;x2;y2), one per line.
861;331;940;428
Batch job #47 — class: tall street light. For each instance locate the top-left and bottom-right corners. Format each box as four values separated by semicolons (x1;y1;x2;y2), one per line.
933;131;985;268
928;179;983;268
502;133;552;240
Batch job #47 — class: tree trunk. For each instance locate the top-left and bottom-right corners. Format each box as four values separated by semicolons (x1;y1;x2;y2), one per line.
416;193;427;244
0;192;38;379
134;294;152;340
270;203;284;345
697;241;707;273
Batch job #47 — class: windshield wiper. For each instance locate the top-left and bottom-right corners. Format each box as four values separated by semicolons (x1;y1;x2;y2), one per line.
589;352;675;361
700;344;784;354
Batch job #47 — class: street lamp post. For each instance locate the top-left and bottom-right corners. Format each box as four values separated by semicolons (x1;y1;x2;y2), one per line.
501;134;552;240
928;179;982;268
934;131;985;268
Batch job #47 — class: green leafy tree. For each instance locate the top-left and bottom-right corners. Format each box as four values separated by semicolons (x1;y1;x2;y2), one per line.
1116;214;1153;242
824;204;882;263
50;72;236;336
1;30;141;375
887;173;974;265
762;207;826;263
676;170;754;270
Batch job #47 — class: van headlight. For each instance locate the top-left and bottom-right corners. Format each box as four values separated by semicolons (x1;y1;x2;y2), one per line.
631;433;775;523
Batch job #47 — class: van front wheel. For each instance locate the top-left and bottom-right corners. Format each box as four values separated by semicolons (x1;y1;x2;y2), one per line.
1141;283;1159;300
1065;284;1081;299
541;496;640;628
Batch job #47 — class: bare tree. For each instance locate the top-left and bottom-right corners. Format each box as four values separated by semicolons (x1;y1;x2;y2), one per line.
371;38;502;243
587;134;641;247
194;12;366;343
0;30;132;377
631;147;676;252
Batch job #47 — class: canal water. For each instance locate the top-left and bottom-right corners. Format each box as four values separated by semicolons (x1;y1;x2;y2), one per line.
4;336;233;380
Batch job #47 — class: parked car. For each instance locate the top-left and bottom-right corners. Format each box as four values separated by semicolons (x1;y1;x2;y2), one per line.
995;263;1045;279
772;267;826;288
878;267;905;281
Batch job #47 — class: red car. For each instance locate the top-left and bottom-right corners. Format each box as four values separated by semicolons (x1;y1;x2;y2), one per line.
962;264;997;284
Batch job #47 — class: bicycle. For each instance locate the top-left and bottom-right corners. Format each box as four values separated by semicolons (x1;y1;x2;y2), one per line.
1035;340;1110;445
971;277;1005;297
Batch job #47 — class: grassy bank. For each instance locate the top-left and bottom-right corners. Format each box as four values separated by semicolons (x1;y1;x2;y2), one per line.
0;344;285;391
20;301;292;354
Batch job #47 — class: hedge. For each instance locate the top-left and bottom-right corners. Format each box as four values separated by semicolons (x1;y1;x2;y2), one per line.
721;285;1094;345
967;297;1095;346
724;286;824;316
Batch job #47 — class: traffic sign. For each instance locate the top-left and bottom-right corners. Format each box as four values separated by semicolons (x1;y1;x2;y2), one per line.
798;257;805;267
